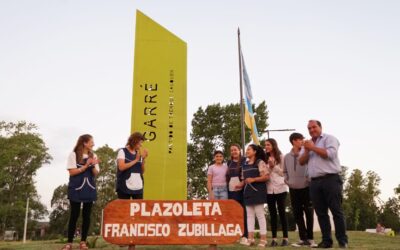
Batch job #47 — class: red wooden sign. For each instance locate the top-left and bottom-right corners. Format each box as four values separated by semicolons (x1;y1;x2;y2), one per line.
102;200;244;245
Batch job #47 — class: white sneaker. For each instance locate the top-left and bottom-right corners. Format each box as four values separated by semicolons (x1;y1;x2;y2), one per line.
291;240;306;247
308;239;318;248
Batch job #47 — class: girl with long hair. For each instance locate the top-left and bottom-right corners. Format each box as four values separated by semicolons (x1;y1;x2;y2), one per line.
242;144;269;247
226;144;248;243
116;132;148;250
265;138;289;247
62;134;100;250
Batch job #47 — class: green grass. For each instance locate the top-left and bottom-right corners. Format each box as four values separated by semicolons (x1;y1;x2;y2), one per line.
0;231;399;250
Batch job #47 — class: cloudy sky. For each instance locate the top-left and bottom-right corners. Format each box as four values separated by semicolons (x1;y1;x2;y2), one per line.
1;0;399;213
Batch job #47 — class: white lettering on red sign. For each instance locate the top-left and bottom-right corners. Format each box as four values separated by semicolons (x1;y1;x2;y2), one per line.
104;223;171;237
104;223;242;237
130;202;222;217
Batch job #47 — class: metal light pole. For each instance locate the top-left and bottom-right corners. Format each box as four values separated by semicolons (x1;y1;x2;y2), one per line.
262;129;296;139
23;197;29;243
0;184;10;232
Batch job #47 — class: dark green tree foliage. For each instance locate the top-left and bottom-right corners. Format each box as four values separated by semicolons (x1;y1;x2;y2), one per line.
340;166;348;184
187;102;268;199
48;184;69;235
379;184;400;232
343;169;381;230
91;145;117;234
0;121;51;236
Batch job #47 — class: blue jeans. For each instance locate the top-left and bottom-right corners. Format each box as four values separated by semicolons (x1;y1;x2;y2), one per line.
213;186;228;200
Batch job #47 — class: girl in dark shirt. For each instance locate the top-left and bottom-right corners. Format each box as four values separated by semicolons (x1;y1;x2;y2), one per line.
116;132;148;250
226;144;248;243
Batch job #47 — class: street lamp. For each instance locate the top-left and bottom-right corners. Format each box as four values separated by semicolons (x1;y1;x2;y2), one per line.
1;183;30;243
23;197;29;244
262;129;296;139
1;184;10;232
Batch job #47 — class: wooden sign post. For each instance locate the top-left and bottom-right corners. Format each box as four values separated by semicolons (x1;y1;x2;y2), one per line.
102;200;244;245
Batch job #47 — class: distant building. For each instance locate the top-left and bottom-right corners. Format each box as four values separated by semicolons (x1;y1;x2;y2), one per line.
4;230;18;241
32;221;50;239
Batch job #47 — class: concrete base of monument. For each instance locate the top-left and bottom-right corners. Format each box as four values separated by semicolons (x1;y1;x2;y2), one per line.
102;200;244;245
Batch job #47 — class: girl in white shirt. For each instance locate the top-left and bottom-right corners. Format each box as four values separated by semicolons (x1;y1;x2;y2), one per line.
265;138;289;247
62;134;100;250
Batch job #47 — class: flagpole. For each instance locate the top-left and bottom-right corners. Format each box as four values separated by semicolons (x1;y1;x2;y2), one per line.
238;28;246;155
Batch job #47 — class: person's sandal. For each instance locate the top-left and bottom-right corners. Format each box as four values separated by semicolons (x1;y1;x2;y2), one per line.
241;238;255;246
258;240;268;247
79;241;88;250
61;243;72;250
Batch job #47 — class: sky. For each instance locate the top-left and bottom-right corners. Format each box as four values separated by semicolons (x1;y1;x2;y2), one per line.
1;0;399;214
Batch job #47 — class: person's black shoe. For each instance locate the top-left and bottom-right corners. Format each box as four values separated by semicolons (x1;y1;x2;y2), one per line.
339;243;348;248
281;239;289;246
270;240;278;247
311;242;333;248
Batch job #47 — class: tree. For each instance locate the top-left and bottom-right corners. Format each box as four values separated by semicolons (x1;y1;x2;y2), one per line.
91;145;118;234
0;121;51;236
379;184;400;232
343;169;381;230
340;166;349;184
187;102;268;199
48;184;69;235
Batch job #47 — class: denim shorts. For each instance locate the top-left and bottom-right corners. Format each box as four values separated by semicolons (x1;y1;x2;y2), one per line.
213;186;228;200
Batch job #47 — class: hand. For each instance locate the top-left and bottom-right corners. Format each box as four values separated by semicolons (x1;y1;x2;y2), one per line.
235;184;243;190
235;182;244;190
135;151;141;161
245;178;254;184
86;158;95;166
91;158;100;165
268;156;275;168
141;148;148;159
304;140;315;151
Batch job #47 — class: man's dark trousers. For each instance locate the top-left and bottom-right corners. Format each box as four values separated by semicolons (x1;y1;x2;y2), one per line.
309;174;348;246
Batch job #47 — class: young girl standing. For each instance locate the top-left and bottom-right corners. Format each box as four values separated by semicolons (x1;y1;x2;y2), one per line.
63;134;100;250
116;132;148;250
242;144;269;247
265;138;289;247
207;150;228;200
207;150;228;250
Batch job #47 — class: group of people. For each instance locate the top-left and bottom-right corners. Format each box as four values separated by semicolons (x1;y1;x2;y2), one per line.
62;132;147;250
207;120;348;248
61;119;348;249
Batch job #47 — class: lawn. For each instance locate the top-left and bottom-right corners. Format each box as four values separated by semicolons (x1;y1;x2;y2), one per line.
0;231;399;250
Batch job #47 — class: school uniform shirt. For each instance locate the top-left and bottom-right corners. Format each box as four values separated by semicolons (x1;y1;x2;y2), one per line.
267;155;288;194
242;159;269;205
66;152;99;203
66;152;100;172
116;148;144;195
